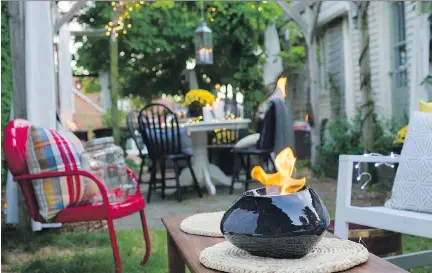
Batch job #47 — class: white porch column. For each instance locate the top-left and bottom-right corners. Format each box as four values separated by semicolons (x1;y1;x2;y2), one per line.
25;1;61;231
25;1;57;129
263;24;283;87
58;24;74;123
409;2;430;112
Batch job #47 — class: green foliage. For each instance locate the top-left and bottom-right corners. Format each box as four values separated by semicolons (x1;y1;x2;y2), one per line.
3;228;169;273
317;109;400;177
75;2;283;114
79;77;102;94
279;21;306;70
2;2;12;184
102;109;126;128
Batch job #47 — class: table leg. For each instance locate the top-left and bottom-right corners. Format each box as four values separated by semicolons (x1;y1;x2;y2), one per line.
179;131;218;195
167;233;185;273
178;130;240;195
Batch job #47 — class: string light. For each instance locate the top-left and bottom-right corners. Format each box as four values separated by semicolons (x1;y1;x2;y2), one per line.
355;153;399;190
104;1;143;38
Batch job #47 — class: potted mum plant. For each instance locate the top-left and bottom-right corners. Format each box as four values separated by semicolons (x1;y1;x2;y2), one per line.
185;89;216;118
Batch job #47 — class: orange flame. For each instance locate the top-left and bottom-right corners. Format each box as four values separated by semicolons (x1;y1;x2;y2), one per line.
251;147;306;195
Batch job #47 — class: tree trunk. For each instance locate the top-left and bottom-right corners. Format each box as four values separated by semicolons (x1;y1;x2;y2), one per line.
110;35;120;145
358;2;374;152
307;40;320;166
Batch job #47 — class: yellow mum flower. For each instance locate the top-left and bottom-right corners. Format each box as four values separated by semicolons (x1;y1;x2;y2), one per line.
393;125;408;145
185;89;216;107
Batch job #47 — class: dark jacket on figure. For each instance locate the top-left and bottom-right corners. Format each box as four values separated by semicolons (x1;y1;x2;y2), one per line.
258;98;295;156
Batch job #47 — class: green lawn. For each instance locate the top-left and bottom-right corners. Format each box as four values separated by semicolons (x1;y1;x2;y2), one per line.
1;225;431;273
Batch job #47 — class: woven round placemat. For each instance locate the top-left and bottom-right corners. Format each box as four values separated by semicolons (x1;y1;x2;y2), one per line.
180;211;224;237
200;238;369;273
180;211;225;237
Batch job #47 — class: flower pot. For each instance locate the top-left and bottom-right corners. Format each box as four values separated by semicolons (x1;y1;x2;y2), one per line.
328;220;402;257
220;186;330;259
188;107;203;118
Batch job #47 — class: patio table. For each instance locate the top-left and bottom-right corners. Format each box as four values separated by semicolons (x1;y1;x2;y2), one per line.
161;215;409;273
178;119;250;196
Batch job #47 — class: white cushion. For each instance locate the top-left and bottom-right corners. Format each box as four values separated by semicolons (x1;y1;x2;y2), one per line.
234;133;260;149
386;111;432;214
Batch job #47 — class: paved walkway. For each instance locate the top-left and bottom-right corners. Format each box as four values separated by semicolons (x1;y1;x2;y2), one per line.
114;182;253;230
114;174;340;230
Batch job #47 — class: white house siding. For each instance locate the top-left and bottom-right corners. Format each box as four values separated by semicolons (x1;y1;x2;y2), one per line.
349;7;362;117
404;1;416;113
354;2;393;119
367;2;384;117
317;1;350;26
313;2;422;123
316;1;350;121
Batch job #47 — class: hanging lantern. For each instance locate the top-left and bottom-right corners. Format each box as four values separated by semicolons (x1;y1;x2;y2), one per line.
195;21;213;65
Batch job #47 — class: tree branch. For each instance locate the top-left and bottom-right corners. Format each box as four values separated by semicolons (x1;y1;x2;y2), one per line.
276;1;310;35
54;0;87;32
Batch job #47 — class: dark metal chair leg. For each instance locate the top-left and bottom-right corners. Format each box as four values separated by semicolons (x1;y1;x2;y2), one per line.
245;155;251;192
161;159;166;200
230;152;239;195
146;162;156;203
187;159;202;198
172;160;182;202
138;159;145;184
268;154;276;172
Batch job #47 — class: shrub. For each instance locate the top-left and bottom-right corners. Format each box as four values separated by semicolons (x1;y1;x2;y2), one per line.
317;109;400;178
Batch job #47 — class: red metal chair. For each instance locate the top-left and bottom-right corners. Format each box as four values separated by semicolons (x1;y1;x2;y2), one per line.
13;168;151;273
3;119;150;273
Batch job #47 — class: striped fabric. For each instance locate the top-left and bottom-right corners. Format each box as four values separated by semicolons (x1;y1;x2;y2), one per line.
26;125;95;220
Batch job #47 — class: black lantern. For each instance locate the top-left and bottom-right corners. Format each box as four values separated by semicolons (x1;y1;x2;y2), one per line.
195;21;213;65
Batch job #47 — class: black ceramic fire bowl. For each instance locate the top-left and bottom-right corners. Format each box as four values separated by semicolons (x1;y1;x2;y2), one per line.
220;186;330;259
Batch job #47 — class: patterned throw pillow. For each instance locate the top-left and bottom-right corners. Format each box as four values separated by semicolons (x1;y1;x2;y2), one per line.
386;111;432;214
26;125;95;220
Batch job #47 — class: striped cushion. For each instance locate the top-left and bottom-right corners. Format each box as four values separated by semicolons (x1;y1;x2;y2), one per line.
26;125;94;220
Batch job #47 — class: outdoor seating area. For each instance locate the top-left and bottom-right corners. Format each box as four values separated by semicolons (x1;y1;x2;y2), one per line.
2;1;432;273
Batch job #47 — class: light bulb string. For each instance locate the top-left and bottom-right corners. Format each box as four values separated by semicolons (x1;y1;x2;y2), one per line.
354;152;400;190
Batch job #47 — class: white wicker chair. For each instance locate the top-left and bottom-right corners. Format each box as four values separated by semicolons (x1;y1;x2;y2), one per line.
334;155;432;270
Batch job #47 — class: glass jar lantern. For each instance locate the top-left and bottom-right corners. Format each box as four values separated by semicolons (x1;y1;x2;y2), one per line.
82;137;136;204
195;21;213;65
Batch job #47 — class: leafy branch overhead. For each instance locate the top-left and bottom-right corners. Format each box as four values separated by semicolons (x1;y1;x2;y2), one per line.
75;1;283;109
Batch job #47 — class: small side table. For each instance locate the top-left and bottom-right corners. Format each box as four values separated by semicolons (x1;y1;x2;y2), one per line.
161;215;409;273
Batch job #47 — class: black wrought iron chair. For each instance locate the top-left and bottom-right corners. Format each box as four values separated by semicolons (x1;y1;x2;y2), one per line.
138;103;202;203
230;103;276;194
127;109;150;185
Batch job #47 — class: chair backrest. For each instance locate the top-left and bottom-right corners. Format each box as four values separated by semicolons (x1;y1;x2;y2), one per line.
138;103;183;159
127;109;146;157
257;102;276;150
3;119;46;223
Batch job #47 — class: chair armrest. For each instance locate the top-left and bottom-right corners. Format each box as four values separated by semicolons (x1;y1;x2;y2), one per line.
14;170;111;206
126;167;141;193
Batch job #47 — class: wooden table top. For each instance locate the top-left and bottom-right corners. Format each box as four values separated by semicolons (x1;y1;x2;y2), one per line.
161;215;408;273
